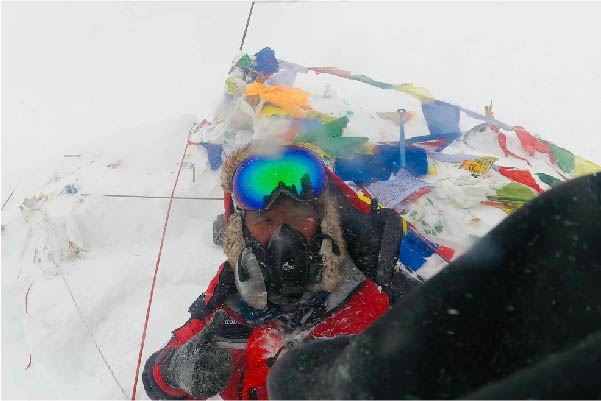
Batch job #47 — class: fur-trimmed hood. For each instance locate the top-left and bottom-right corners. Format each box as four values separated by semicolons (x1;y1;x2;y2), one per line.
221;144;347;299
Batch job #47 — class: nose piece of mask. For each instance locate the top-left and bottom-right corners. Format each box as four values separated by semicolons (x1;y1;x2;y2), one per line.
266;224;310;272
265;224;313;306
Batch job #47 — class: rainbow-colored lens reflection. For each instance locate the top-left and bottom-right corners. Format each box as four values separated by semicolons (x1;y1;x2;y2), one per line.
233;147;326;210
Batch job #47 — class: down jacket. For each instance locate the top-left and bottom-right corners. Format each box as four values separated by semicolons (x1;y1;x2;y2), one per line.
143;256;389;400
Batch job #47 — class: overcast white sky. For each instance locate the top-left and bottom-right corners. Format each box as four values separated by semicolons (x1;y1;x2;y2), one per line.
3;1;601;203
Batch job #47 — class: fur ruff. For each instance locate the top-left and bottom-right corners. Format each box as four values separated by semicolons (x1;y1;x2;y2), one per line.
221;145;253;193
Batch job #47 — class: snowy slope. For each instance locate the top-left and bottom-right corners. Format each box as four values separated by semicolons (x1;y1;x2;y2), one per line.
1;115;228;399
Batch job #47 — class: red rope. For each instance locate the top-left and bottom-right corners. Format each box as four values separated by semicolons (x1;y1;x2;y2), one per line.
24;282;35;372
131;128;194;400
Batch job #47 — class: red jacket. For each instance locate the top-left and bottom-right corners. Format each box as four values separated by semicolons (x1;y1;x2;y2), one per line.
143;259;389;400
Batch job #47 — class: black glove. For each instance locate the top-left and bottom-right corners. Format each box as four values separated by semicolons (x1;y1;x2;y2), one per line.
162;309;233;398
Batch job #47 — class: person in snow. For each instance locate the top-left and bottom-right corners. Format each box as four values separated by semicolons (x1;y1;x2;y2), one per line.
267;173;601;400
143;144;420;400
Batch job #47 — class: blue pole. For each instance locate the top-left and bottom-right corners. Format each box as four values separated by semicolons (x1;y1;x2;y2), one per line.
398;109;407;169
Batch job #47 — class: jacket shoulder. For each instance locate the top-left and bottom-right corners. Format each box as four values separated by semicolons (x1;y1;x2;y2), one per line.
311;275;389;338
204;262;238;313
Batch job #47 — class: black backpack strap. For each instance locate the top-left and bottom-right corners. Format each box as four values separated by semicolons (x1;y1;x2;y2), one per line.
339;194;404;291
375;208;403;287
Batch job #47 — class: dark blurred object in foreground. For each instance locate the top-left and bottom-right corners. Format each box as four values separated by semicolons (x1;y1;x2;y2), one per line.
268;173;601;399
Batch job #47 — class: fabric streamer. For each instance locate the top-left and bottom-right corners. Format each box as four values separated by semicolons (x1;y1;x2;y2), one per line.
549;143;575;173
236;54;252;70
277;59;309;74
335;145;428;182
496;131;531;165
308;66;352;78
295;116;348;142
513;126;555;163
303;61;514;130
304;110;337;124
200;143;224;171
392;83;436;104
265;68;297;87
295;116;368;157
573;156;601;177
260;105;289;118
379;145;428;176
497;166;544;193
335;154;391;183
535;173;563;188
246;82;311;117
421;100;461;137
399;229;435;272
350;74;393;89
407;133;461;152
254;47;279;76
481;199;524;215
489;182;537;203
461;156;498;175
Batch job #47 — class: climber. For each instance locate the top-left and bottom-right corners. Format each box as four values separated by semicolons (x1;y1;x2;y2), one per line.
143;143;420;399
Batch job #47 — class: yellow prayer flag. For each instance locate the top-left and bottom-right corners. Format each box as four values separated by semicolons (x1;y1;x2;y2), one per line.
261;105;289;118
461;156;497;175
573;156;601;177
392;83;435;104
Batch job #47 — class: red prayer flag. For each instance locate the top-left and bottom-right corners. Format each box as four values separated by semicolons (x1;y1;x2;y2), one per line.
498;166;544;193
308;67;352;79
497;131;531;166
513;126;555;163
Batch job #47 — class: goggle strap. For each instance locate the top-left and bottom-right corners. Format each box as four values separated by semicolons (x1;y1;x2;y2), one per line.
324;168;372;214
224;192;234;224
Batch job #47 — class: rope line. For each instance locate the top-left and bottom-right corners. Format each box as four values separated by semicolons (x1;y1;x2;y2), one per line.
130;125;194;400
239;2;255;51
2;188;16;211
56;260;128;398
25;281;35;314
80;193;224;201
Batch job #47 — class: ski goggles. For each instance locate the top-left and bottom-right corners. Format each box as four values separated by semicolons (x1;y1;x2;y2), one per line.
232;146;327;211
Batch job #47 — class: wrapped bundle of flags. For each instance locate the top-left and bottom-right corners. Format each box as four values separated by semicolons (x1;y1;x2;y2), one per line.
187;46;601;277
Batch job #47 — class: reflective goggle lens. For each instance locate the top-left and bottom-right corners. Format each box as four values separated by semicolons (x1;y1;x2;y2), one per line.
233;147;326;210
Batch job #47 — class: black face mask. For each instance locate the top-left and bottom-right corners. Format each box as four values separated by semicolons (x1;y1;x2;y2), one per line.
237;223;326;308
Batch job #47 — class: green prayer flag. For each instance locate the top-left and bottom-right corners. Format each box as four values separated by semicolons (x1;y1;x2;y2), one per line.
550;143;575;173
295;116;349;142
536;173;563;188
237;54;252;69
317;137;368;157
350;75;393;90
295;116;368;157
489;182;537;203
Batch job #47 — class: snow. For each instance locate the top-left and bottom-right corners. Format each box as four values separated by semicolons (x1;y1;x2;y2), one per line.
2;2;601;399
2;115;227;399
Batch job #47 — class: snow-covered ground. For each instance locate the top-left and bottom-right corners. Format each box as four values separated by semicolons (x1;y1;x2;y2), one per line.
2;2;601;399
